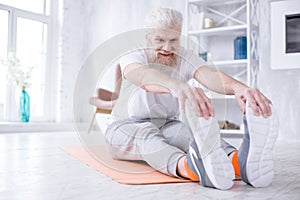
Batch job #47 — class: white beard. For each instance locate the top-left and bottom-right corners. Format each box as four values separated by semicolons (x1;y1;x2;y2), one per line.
146;49;178;67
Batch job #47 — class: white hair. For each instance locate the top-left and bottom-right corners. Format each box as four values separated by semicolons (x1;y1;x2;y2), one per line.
144;7;183;32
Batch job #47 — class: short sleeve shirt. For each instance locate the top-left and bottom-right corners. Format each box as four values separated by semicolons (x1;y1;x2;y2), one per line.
112;47;205;121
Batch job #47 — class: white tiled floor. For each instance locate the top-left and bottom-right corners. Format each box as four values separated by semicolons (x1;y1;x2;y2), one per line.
0;132;299;200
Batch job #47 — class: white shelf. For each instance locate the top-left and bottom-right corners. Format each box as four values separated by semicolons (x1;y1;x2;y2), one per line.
206;92;235;99
220;129;244;137
188;25;247;36
220;129;244;134
213;95;235;100
207;59;248;67
189;0;246;6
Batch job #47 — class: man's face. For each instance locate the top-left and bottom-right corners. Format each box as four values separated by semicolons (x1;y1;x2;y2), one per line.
147;26;180;66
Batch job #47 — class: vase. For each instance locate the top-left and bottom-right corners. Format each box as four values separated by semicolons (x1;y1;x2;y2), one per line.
19;88;30;122
234;36;247;60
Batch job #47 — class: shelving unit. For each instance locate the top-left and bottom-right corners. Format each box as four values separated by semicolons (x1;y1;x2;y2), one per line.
186;0;259;136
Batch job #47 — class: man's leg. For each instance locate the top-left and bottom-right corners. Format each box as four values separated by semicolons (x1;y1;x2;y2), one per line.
159;120;200;180
237;102;279;187
105;120;186;177
220;139;241;178
220;138;238;157
160;119;193;153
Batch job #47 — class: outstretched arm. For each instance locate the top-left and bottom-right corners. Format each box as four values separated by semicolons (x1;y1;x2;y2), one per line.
123;62;214;119
194;66;272;118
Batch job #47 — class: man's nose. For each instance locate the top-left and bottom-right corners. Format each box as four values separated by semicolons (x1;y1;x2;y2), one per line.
162;42;172;52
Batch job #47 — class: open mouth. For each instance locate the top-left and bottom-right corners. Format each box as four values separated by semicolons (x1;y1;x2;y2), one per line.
158;52;174;57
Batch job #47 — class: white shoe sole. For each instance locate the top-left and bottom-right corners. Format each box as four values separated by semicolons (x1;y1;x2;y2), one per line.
245;103;279;187
196;118;234;190
185;102;234;190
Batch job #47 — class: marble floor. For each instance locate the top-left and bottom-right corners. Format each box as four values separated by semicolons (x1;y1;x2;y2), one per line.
0;131;299;200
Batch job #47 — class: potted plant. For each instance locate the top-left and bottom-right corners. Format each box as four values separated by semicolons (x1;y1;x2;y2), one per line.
2;51;33;122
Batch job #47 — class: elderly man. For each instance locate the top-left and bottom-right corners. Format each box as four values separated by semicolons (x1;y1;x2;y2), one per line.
105;8;278;190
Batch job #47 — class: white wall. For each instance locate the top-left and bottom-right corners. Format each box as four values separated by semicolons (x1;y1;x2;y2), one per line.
53;0;86;122
258;0;300;140
82;0;187;53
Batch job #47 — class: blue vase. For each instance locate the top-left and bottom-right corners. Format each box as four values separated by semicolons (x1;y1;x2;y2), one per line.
234;36;247;60
19;89;30;122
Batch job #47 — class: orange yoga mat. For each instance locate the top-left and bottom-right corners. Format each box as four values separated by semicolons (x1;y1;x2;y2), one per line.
61;146;192;185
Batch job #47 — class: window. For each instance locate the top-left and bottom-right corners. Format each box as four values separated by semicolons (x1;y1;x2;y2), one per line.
0;9;8;121
0;0;47;14
0;1;51;121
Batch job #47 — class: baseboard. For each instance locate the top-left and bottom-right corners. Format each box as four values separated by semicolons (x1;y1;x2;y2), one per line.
0;122;89;133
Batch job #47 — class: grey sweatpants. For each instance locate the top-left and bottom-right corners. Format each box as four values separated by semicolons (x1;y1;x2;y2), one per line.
104;117;236;177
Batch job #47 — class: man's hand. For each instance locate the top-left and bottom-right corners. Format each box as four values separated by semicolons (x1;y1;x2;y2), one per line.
235;88;272;118
171;82;214;119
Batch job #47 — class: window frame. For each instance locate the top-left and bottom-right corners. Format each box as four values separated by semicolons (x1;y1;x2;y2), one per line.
0;2;54;122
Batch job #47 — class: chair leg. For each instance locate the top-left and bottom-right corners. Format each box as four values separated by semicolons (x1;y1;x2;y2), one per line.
88;110;97;134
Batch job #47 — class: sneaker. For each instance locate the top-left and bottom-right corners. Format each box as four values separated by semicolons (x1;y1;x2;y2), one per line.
185;109;234;190
238;102;279;187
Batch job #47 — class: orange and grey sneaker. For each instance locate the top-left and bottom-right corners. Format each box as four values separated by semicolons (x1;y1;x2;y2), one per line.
238;102;279;187
184;115;235;190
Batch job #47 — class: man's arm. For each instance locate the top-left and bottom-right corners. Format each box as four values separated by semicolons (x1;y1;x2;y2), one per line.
123;62;178;94
194;66;272;117
123;63;214;119
194;65;248;95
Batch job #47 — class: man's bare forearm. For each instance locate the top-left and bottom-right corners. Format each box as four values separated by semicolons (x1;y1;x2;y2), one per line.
124;63;181;94
194;66;249;95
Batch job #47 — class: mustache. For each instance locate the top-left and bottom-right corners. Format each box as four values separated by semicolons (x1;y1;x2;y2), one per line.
156;51;176;56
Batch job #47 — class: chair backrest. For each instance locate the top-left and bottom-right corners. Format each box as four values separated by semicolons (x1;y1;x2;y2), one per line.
96;63;122;101
89;64;122;110
114;64;122;98
88;64;122;133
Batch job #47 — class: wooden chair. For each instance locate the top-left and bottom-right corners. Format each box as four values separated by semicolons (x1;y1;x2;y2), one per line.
88;64;122;133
